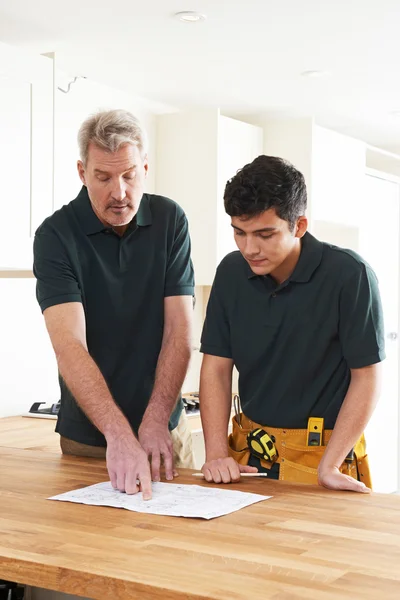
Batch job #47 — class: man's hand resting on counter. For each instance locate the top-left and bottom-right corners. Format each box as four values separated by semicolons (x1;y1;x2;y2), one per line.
106;432;153;500
201;456;258;483
318;465;371;493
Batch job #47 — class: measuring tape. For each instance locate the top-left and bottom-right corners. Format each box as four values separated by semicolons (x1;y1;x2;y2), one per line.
247;428;278;462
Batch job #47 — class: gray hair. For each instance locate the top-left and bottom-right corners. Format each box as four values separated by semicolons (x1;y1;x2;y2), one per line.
78;109;148;165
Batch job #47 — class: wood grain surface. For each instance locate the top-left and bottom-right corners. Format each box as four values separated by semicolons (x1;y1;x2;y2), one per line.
0;415;205;453
0;447;399;599
0;416;60;453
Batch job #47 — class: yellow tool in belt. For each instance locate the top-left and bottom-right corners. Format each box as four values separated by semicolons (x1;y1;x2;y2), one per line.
247;428;278;463
307;417;324;446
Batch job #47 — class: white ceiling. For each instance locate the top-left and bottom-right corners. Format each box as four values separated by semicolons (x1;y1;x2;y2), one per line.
1;0;399;151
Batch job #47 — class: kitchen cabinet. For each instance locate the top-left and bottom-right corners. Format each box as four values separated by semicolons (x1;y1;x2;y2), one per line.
311;125;366;227
263;117;367;230
0;42;53;268
156;110;263;285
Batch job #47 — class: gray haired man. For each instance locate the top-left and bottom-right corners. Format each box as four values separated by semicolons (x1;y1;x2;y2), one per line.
34;109;195;499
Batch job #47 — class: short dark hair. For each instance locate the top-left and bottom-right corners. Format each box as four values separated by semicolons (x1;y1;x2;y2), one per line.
224;155;307;230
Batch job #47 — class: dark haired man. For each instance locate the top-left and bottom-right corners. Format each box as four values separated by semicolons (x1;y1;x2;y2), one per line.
199;155;385;493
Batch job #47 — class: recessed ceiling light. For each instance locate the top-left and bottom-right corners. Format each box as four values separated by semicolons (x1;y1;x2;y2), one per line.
174;11;206;23
301;70;327;78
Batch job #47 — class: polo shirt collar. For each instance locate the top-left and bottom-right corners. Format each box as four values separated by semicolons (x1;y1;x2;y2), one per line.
290;232;323;282
136;194;152;226
246;231;323;283
73;186;152;235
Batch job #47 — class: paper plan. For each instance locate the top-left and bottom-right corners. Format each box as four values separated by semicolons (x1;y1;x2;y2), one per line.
49;481;271;519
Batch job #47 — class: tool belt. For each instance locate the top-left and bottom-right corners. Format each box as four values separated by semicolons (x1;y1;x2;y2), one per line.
228;412;372;488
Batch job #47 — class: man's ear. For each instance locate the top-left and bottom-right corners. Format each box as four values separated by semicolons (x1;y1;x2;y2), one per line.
77;160;86;185
295;216;308;239
143;154;149;179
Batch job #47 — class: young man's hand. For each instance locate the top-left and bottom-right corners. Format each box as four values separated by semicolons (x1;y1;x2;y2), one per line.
138;417;177;483
201;456;258;483
318;465;371;493
106;433;153;499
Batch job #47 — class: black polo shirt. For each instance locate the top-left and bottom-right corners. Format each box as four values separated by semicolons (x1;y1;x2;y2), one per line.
200;232;385;429
33;186;194;446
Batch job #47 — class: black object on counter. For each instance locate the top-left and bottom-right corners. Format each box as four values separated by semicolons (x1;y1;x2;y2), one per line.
28;401;60;416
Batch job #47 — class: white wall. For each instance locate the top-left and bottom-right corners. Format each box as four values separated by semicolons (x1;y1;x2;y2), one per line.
263;117;314;220
311;125;366;227
217;116;263;264
156;110;220;286
156;111;263;286
54;70;162;208
312;220;359;252
0;279;59;417
366;147;400;179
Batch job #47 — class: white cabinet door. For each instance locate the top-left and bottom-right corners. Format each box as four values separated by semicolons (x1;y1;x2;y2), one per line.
311;126;366;227
361;174;399;493
0;43;53;268
217;116;263;264
156;111;263;285
156;110;219;286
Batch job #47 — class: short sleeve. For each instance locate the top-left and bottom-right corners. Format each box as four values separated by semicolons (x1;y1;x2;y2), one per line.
339;264;386;369
33;229;82;313
200;266;232;359
164;213;195;297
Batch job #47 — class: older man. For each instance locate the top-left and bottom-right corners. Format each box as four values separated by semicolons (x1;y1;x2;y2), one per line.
34;109;195;499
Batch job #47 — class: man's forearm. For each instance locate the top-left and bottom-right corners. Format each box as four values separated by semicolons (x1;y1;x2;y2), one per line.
56;341;133;440
320;364;381;470
143;333;191;424
200;356;233;460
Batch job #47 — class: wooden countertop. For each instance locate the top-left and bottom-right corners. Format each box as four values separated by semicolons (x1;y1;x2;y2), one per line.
0;447;399;599
0;269;34;278
0;416;60;453
0;414;205;453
